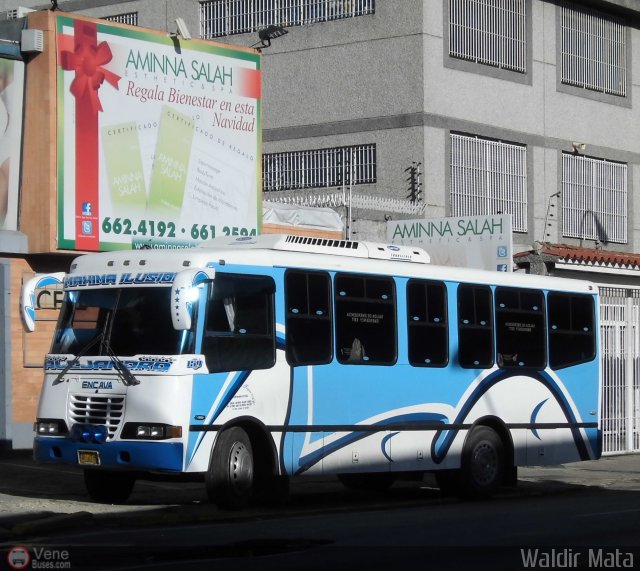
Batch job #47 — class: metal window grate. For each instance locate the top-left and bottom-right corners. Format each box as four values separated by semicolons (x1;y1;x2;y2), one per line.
562;153;627;244
104;12;139;26
200;0;375;38
599;287;640;454
561;4;626;97
449;0;526;73
263;144;376;192
450;133;527;232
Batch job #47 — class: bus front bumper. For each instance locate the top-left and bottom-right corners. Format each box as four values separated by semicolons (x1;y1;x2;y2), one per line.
34;437;184;472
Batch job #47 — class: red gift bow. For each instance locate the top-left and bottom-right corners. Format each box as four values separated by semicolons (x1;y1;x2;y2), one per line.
60;27;120;113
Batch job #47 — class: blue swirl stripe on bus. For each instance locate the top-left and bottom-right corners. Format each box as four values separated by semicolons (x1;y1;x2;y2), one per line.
430;369;591;464
295;412;448;474
530;398;550;440
186;334;287;465
381;431;400;462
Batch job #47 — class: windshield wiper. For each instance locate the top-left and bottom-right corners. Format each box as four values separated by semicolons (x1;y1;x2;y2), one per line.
104;344;140;387
52;333;103;386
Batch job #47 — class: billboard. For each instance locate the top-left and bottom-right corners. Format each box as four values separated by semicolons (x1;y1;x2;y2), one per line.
56;16;261;251
0;58;24;231
387;214;513;272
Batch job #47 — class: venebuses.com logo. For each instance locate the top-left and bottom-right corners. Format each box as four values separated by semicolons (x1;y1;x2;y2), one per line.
7;546;71;569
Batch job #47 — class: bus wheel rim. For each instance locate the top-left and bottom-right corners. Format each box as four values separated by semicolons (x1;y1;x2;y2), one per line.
472;442;498;485
228;441;253;495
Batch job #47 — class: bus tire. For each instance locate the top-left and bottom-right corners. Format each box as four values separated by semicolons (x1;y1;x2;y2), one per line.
206;426;254;510
459;425;504;499
84;469;135;503
338;472;396;492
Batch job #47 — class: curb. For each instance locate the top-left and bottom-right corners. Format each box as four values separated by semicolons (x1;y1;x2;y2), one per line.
9;511;95;538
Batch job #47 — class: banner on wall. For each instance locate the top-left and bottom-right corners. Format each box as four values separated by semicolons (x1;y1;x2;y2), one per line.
56;16;261;251
0;58;24;232
387;214;513;272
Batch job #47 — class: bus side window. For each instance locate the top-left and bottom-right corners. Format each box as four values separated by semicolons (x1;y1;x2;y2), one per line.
548;292;596;369
407;279;448;367
202;274;275;373
285;270;332;366
495;287;546;369
334;274;397;365
457;284;493;369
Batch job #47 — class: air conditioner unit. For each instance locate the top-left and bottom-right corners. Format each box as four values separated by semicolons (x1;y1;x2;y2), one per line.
7;6;35;20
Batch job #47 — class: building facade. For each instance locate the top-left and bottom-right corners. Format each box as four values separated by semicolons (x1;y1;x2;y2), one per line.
1;0;639;452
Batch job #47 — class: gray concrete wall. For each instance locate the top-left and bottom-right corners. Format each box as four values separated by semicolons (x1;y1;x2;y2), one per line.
2;0;639;251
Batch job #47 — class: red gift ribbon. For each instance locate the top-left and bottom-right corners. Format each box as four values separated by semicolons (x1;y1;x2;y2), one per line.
59;20;120;251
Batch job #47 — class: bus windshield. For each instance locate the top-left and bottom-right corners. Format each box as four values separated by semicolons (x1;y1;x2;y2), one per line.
51;287;196;356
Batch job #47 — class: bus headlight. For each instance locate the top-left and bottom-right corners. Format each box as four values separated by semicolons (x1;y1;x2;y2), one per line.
34;419;68;436
122;423;182;440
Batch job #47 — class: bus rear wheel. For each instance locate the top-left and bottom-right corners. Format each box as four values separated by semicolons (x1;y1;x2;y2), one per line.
459;425;504;499
206;426;254;510
84;469;135;503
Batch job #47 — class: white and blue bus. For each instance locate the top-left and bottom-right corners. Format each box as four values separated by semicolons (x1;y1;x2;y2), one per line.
22;235;601;508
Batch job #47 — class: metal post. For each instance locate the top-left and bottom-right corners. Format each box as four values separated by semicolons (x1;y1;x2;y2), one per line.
625;293;634;451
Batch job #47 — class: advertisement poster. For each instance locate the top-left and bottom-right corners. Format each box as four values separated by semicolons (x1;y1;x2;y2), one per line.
0;58;24;231
387;214;513;272
56;16;261;251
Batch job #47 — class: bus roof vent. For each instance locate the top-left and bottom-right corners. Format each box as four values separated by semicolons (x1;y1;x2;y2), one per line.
282;235;360;251
273;235;430;264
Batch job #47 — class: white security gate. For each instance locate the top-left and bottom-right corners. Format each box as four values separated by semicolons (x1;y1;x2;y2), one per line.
599;287;640;454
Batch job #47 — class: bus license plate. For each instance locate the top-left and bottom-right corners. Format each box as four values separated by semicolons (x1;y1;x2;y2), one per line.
77;450;100;466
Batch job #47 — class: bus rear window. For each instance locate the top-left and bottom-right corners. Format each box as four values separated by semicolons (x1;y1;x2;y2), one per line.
548;293;596;369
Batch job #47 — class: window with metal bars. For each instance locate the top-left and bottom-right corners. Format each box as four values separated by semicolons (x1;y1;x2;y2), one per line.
448;0;527;73
104;12;139;26
450;133;527;232
560;4;626;97
561;153;627;244
199;0;375;38
263;144;376;192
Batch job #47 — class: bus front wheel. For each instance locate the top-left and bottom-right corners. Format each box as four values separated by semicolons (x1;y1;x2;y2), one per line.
206;426;254;509
84;469;135;503
459;425;505;499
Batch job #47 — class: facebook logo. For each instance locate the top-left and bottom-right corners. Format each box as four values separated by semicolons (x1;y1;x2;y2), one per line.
496;264;508;272
81;202;93;216
497;246;508;258
82;221;93;235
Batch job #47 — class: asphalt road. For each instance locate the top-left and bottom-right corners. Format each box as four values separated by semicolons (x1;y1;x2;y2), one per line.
0;453;639;570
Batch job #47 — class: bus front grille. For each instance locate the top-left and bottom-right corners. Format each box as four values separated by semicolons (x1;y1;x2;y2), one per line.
69;394;125;440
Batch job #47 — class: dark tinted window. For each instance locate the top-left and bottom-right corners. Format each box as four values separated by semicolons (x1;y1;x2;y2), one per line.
548;293;596;369
285;271;332;365
202;274;275;372
407;280;448;367
335;274;396;365
495;287;546;369
458;284;493;368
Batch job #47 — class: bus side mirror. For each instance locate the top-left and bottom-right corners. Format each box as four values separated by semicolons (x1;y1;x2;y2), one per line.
171;267;216;330
20;273;65;332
